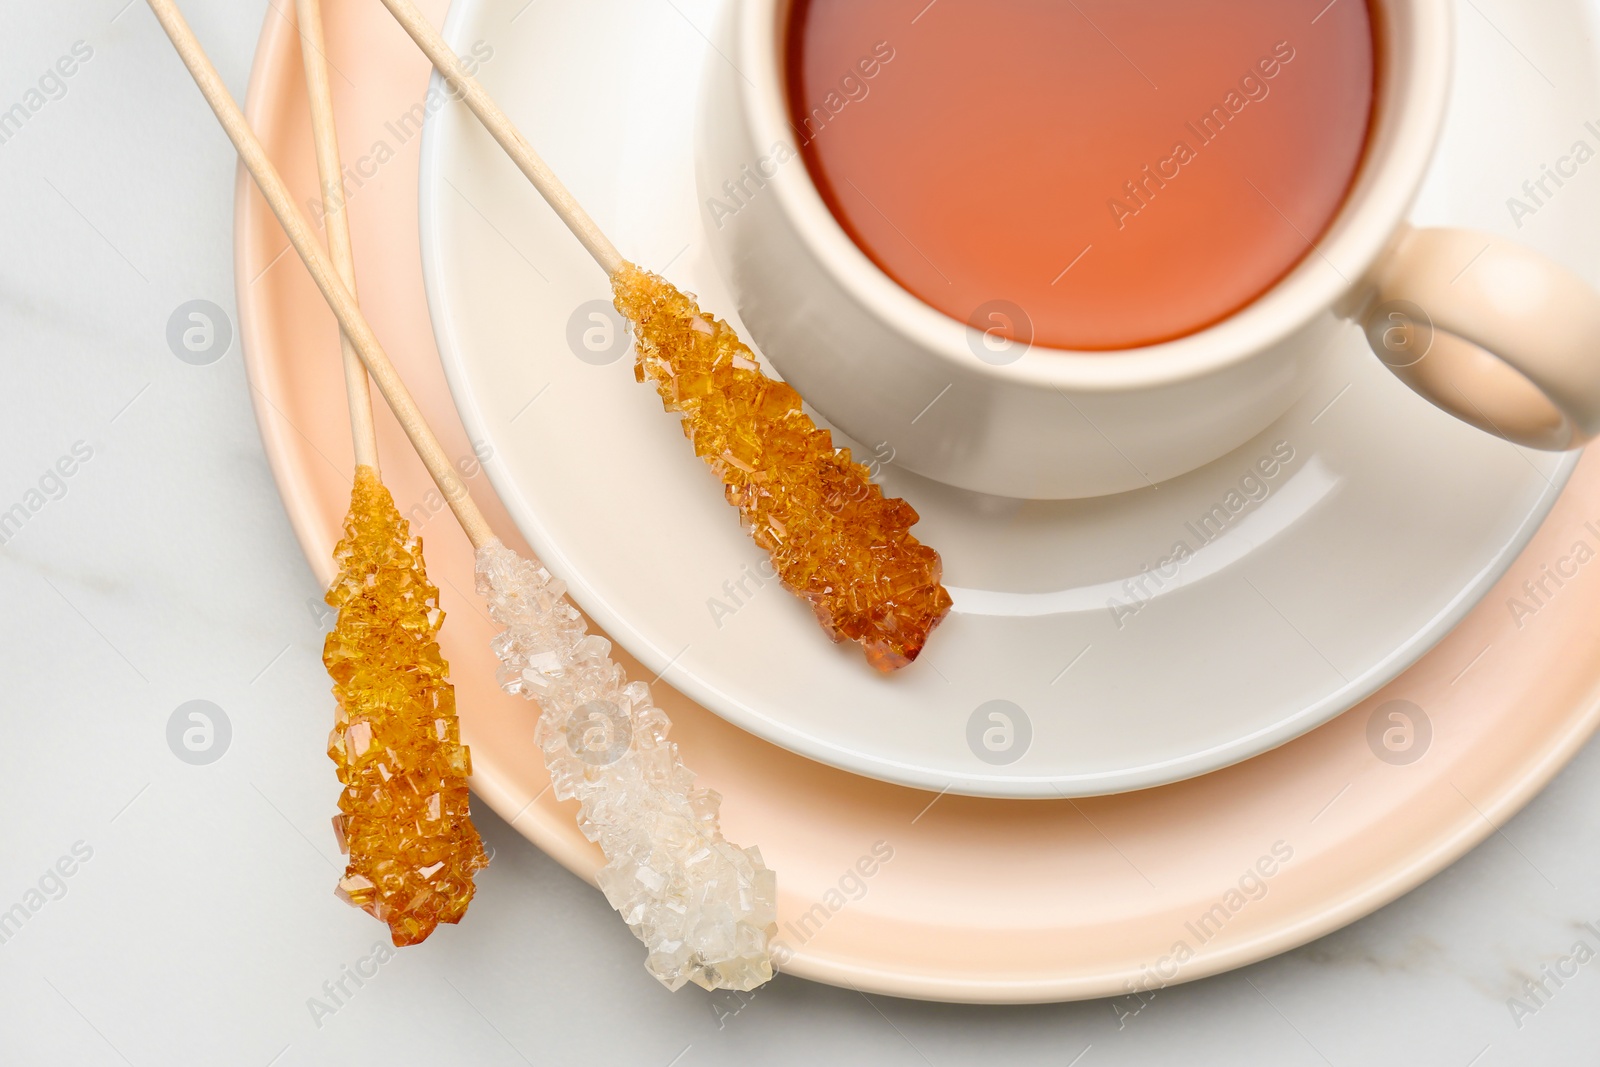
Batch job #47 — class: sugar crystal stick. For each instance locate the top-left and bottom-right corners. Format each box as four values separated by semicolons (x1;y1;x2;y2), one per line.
376;0;953;671
322;468;486;946
145;0;778;990
295;0;486;946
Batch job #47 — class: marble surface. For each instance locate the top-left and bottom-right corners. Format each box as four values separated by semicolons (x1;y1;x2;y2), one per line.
2;2;1599;1064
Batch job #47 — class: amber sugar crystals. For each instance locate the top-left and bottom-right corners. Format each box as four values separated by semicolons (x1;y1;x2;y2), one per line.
323;467;488;946
612;264;953;671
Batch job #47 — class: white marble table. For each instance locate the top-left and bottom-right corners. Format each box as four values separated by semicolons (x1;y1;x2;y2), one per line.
2;2;1598;1064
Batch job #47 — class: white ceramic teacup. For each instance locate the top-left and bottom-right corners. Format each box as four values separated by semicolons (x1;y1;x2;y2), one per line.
697;0;1600;500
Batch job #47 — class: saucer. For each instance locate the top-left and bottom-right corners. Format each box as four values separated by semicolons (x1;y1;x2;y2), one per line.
239;0;1600;999
416;0;1586;797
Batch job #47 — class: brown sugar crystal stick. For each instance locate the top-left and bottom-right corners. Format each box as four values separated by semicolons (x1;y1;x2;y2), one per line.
143;0;780;990
293;0;487;946
376;0;953;671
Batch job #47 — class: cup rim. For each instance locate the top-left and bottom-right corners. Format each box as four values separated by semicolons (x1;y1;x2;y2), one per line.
736;0;1455;391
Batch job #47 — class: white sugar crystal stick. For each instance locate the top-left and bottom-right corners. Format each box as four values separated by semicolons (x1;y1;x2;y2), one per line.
143;0;778;992
476;543;777;991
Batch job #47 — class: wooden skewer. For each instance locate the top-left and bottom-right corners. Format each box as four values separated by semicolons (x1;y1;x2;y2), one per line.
144;0;495;550
374;0;625;277
295;0;377;473
294;0;379;473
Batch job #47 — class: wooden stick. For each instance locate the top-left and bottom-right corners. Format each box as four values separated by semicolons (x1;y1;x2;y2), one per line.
144;0;496;550
294;0;379;473
374;0;625;277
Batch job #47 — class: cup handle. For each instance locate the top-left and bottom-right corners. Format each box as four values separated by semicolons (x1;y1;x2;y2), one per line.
1359;225;1600;450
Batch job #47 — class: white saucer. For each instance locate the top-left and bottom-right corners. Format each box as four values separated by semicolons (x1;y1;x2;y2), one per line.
419;0;1596;798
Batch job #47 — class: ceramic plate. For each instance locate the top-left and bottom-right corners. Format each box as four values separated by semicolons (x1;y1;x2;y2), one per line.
415;0;1588;797
239;0;1600;1000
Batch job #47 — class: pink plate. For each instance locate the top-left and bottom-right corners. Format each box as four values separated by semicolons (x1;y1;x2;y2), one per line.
238;0;1600;1002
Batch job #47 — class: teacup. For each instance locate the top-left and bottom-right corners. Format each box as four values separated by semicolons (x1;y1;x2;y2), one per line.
697;0;1600;500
